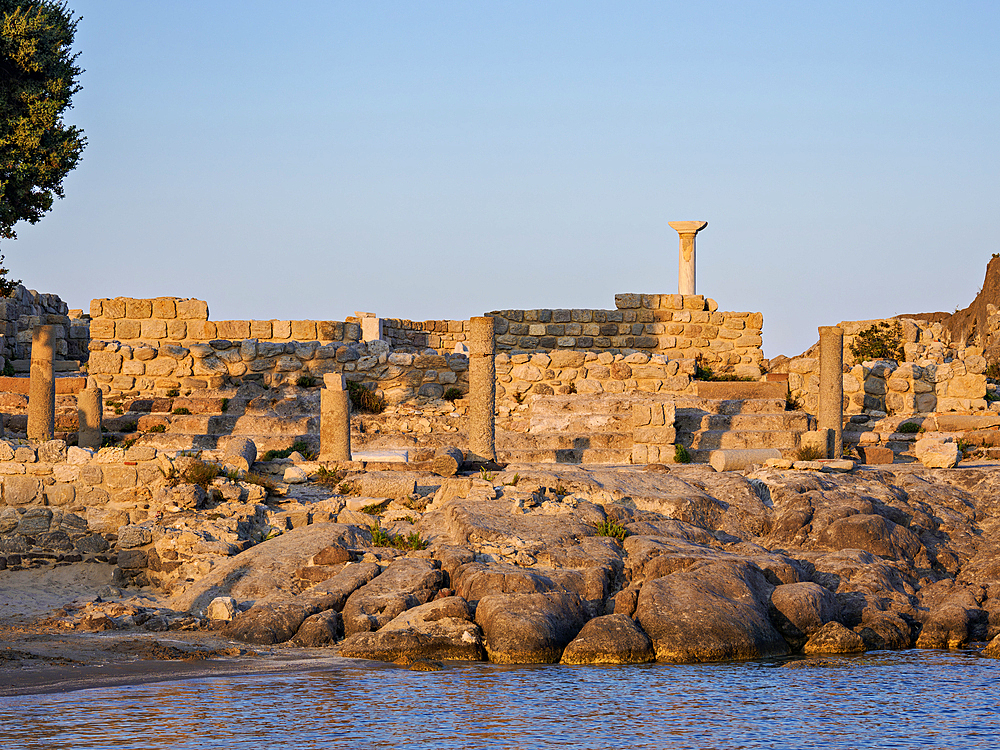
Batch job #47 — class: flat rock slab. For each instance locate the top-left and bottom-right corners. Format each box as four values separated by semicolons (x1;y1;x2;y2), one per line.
342;558;445;636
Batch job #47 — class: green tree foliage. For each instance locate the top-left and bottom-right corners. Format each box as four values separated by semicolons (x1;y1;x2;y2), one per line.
850;321;904;362
0;1;85;252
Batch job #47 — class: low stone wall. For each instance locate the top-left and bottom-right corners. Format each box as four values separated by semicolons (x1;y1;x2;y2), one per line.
496;350;694;408
0;284;85;365
382;318;470;352
88;297;362;347
773;318;988;415
630;399;678;464
86;338;471;402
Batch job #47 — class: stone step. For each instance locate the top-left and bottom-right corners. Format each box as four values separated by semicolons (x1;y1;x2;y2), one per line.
675;412;811;433
498;431;631;451
528;412;631;434
674;397;788;415
161;414;316;436
11;359;81;374
498;447;632;465
693;381;787;400
527;394;653;416
686;429;800;451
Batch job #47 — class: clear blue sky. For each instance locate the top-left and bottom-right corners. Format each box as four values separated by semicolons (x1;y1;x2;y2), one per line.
8;1;1000;357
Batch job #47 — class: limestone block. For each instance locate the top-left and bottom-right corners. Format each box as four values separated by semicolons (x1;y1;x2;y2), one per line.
249;320;272;339
115;320;140;339
125;299;152;319
89;299;105;318
965;355;988;375
615;294;641;310
133;345;157;361
858;446;894;464
167;320;187;339
272;320;292;339
789;357;817;374
216;320;251;340
633;426;676;444
103;298;126;319
186;320;217;340
918;441;959;469
122;360;145;376
864;377;887;396
3;476;42;505
949;374;985;399
89;319;115;340
176;299;209;320
292;321;317;340
886;377;910;393
276;355;301;372
87;351;123;375
709;449;781;472
150;298;176;319
192;355;228;375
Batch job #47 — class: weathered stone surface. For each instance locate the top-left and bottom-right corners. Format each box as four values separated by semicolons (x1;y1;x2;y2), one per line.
298;562;382;612
360;472;416;501
816;514;925;563
117;525;153;549
802;621;866;654
291;610;343;646
340;596;483;661
170;524;371;613
560;613;655;664
475;591;588;663
342;558;445;636
915;605;974;649
635;560;789;663
225;599;321;645
205;597;238;621
917;440;960;469
769;582;841;646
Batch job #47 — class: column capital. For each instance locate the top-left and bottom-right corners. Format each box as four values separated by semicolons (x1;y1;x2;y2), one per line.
668;221;708;236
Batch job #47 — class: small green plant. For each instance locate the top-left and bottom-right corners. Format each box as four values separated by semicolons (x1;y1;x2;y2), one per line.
566;382;577;394
479;466;496;482
986;362;1000;381
166;388;180;398
220;398;229;412
147;424;166;433
172;407;191;415
987;390;1000;403
795;445;825;461
443;387;463;402
182;460;221;488
957;438;973;457
898;422;921;434
674;444;692;464
849;321;903;363
553;483;568;496
119;420;138;433
367;521;428;550
1;360;14;377
360;499;391;515
593;518;630;543
513;391;526;405
261;440;314;461
785;391;803;412
337;480;357;495
503;473;520;487
346;380;386;414
296;375;317;388
314;466;346;486
694;359;754;382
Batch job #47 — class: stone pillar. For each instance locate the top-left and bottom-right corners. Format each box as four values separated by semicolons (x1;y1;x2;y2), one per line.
818;325;844;459
668;221;708;296
320;373;351;462
77;387;103;450
468;316;496;462
354;311;383;343
27;325;56;441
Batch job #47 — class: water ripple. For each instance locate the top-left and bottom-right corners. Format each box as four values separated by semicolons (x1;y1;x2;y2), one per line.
1;651;999;750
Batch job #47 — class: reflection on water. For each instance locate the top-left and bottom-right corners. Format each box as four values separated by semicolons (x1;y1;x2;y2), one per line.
2;651;1000;749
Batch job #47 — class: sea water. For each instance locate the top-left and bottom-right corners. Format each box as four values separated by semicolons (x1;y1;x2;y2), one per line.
1;650;998;749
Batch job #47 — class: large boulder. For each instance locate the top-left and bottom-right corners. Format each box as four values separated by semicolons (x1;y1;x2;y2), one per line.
856;611;914;650
224;599;320;645
291;610;343;647
339;596;483;662
769;582;841;647
635;560;790;663
915;605;975;649
342;558;445;636
817;514;926;564
475;592;589;663
802;621;866;654
560;614;654;664
298;562;382;612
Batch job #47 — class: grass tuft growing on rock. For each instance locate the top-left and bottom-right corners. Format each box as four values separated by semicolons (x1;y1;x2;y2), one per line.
368;521;428;550
898;422;920;434
674;444;692;464
593;518;630;542
347;381;386;414
795;445;825;461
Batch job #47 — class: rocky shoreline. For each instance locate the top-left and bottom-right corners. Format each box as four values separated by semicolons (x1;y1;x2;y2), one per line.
5;460;1000;691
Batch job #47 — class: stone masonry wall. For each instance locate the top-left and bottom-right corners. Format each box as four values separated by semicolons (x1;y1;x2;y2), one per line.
89;297;362;347
0;284;86;366
385;293;765;378
773;318;987;416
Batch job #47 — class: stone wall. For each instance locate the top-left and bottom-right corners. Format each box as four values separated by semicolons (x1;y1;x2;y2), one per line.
773;318;988;416
88;297;362;347
0;284;86;366
630;398;678;464
496;350;695;411
86;338;471;402
384;293;765;378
